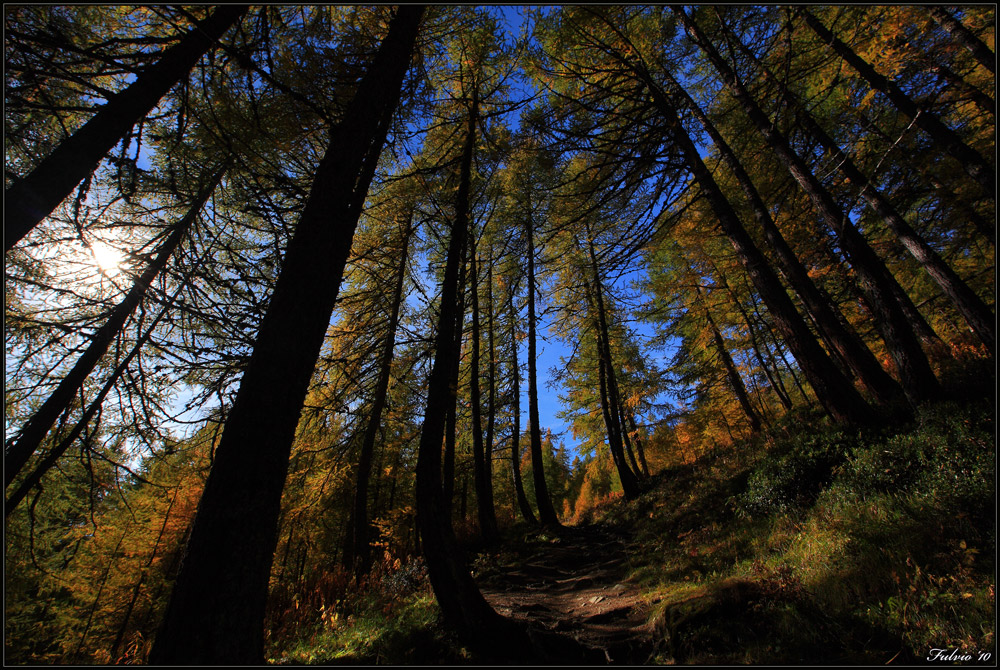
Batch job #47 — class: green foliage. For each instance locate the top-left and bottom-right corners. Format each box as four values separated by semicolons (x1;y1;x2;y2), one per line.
737;426;858;517
579;397;994;664
267;559;469;664
839;401;994;514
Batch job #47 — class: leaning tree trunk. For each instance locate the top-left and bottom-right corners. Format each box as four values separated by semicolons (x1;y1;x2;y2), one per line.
926;5;996;74
699;288;764;434
525;212;562;525
347;215;414;578
5;167;224;489
443;233;469;516
484;255;500;533
680;8;942;406
643;52;876;426
657;64;906;407
4;5;246;251
148;7;424;664
6;263;189;513
582;237;642;498
799;8;994;194
413;83;529;657
740;28;996;353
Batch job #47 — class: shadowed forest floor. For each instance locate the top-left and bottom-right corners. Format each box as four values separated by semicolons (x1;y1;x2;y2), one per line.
269;398;993;665
477;524;656;663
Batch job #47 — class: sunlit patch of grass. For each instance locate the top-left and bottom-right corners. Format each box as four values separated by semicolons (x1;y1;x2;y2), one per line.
603;397;995;665
269;591;469;665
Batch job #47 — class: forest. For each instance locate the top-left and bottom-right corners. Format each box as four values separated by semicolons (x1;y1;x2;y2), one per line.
3;4;995;665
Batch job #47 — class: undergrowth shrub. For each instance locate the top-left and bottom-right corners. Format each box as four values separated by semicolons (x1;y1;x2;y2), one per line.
840;401;995;523
736;428;858;517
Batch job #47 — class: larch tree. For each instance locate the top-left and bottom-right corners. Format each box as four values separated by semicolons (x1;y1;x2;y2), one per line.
149;6;424;663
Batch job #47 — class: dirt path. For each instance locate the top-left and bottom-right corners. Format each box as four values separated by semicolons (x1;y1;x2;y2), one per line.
476;523;656;664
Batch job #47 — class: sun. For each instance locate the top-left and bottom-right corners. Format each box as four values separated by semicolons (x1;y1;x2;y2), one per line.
91;241;123;276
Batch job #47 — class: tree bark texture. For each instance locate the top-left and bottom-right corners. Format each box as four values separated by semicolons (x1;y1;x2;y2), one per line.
148;7;423;663
680;8;942;405
926;6;996;74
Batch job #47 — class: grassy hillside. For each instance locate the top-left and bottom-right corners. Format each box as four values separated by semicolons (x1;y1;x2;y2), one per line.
268;395;995;664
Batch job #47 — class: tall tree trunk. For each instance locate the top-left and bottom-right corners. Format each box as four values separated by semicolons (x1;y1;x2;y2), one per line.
6;168;224;489
469;247;499;544
348;215;414;578
526;213;561;525
680;8;942;405
727;279;794;410
799;8;994;193
148;8;423;663
699;287;763;434
443;234;469;516
645;45;876;426
583;236;642;497
508;283;537;524
742;30;995;352
926;6;996;74
484;255;499;526
657;63;907;407
4;6;246;251
413;83;528;656
624;412;650;477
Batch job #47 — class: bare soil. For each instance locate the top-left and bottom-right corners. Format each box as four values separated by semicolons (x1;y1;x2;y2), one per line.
476;523;657;664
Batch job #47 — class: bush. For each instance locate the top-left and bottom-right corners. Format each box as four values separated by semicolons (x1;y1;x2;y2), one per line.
839;402;995;522
737;429;857;518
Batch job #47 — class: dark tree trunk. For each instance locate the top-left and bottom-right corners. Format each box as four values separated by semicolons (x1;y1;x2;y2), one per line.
700;288;763;434
348;215;414;578
624;412;650;477
583;236;642;497
727;280;794;410
484;255;499;529
526;214;561;525
659;63;906;407
742;33;995;352
799;8;994;193
642;38;876;426
6;169;224;489
443;234;469;516
508;283;537;524
148;8;423;664
926;6;996;74
680;8;942;406
469;248;499;544
4;6;246;251
413;84;529;657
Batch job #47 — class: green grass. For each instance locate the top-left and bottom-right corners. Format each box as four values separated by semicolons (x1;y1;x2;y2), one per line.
596;397;996;664
271;397;995;664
